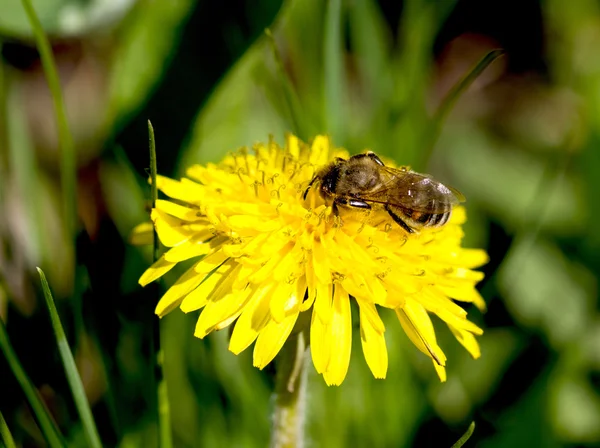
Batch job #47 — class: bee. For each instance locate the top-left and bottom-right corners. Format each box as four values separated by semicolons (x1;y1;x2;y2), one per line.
303;151;465;233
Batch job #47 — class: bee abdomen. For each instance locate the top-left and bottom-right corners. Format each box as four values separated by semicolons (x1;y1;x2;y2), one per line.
426;212;451;227
408;210;451;227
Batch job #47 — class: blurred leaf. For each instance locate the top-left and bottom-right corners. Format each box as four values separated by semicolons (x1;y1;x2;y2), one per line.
431;329;522;423
445;127;585;235
346;0;393;149
99;151;148;241
480;368;559;448
98;151;150;293
348;0;393;105
107;0;196;130
498;237;594;348
179;38;288;170
551;374;600;443
0;0;133;37
162;313;201;446
6;80;43;264
390;0;437;166
323;0;345;143
425;49;505;163
22;0;77;241
265;29;307;140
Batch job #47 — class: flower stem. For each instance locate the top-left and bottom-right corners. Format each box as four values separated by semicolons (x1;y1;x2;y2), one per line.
270;332;308;448
148;121;173;447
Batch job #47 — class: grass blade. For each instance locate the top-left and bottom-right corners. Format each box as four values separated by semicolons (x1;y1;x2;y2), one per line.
323;0;344;142
21;0;76;239
0;319;64;447
36;268;102;448
148;121;173;448
265;29;307;139
427;49;505;154
451;421;475;448
0;410;17;448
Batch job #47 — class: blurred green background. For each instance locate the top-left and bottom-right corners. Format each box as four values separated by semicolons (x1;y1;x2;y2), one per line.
1;0;599;446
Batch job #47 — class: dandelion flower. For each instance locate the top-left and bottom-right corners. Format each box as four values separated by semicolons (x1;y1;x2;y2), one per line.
135;135;488;385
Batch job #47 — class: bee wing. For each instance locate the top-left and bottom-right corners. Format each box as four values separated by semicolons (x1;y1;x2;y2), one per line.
362;167;464;213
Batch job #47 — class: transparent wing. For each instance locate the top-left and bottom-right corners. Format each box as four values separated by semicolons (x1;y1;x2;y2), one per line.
360;167;464;213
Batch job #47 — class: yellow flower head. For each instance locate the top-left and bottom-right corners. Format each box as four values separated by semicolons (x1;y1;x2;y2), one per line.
136;135;488;385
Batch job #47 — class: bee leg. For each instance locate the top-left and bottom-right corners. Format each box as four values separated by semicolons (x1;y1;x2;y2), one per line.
303;176;318;200
384;204;414;233
347;199;371;209
331;198;343;216
366;152;385;166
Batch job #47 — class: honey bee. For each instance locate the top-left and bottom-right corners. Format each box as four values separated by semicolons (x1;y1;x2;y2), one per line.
303;151;465;233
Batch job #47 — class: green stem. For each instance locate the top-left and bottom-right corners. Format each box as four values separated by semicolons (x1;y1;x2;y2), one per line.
451;421;475;448
37;268;102;448
424;49;505;163
0;319;64;448
270;333;308;448
148;120;159;262
0;410;17;448
21;0;77;238
148;121;173;448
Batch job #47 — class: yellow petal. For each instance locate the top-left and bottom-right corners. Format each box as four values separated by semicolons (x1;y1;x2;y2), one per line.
195;250;230;274
229;286;273;354
155;199;200;221
155;263;204;317
359;305;388;379
139;257;176;286
163;241;213;262
151;209;191;247
354;296;385;333
449;248;489;269
314;283;333;323
253;312;299;369
369;277;389;307
323;286;352;386
129;222;154;245
449;206;466;225
310;306;331;374
449;327;481;359
396;300;446;367
180;261;236;313
249;243;292;284
434;362;447;382
155;174;203;203
296;277;313;312
286;133;300;158
312;240;331;284
228;215;281;231
437;285;486;311
309;135;332;166
194;285;253;339
269;282;295;324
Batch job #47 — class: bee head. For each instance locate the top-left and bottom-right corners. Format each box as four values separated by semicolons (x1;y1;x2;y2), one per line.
319;161;344;195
